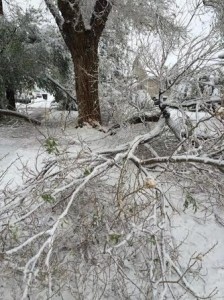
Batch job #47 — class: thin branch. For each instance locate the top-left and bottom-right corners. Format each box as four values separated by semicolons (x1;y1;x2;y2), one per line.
46;75;78;109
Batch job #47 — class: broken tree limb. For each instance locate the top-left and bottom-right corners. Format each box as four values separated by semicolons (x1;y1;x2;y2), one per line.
101;117;166;156
169;97;222;109
0;109;41;125
127;110;161;123
46;75;78;110
108;110;161;134
141;155;224;170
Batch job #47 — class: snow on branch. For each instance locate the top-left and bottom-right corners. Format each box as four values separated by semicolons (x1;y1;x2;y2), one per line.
4;152;129;298
99;117;166;156
1;108;223;298
46;75;78;109
141;155;224;170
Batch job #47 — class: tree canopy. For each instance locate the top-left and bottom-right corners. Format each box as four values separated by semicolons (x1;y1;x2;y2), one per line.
0;7;71;110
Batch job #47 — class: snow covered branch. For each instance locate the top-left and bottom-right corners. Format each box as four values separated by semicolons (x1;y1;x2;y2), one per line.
46;75;78;109
100;117;166;156
141;155;224;170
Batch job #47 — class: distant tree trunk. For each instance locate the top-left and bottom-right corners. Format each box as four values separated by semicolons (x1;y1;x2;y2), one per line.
45;0;112;126
0;0;3;15
6;88;16;110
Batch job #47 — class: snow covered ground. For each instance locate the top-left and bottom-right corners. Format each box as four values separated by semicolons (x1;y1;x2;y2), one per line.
0;105;224;300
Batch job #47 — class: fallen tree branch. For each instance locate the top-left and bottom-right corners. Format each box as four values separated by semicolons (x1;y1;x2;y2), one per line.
169;97;221;109
0;109;41;125
1;110;222;299
141;155;224;170
108;110;161;134
125;110;161;124
102;117;166;155
46;76;78;110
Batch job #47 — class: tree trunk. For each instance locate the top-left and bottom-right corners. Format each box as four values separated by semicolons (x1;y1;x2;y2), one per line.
0;0;3;15
71;32;101;125
6;88;16;110
44;0;112;126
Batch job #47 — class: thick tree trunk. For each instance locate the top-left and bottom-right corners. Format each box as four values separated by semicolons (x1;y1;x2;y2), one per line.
6;88;16;110
45;0;112;126
71;32;101;125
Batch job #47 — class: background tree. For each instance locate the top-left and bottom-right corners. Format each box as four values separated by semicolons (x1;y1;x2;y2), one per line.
44;0;177;125
0;8;71;111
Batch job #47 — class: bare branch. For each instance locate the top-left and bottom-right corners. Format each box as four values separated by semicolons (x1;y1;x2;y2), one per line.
46;75;78;109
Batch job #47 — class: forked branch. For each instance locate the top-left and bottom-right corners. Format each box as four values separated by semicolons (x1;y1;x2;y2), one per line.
90;0;113;35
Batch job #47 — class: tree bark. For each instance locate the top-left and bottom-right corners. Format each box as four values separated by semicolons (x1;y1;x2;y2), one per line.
6;88;16;111
71;32;101;125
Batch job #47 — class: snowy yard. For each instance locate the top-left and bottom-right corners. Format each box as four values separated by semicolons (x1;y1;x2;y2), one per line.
1;0;224;298
0;105;224;299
